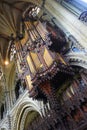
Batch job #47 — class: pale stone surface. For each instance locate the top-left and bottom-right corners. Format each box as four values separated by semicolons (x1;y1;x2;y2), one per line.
45;0;87;49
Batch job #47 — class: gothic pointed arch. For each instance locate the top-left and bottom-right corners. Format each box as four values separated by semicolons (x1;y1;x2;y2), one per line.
13;97;44;130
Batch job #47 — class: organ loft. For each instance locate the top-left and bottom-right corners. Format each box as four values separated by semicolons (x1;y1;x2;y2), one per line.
0;0;87;130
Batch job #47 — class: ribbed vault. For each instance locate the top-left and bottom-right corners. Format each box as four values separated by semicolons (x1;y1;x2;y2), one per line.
0;0;42;59
0;0;43;105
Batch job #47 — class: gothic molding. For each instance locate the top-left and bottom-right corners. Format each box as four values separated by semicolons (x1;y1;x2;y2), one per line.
0;117;9;130
20;107;41;130
13;97;44;130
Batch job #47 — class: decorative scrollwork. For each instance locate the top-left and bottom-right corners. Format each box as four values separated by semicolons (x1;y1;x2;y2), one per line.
79;11;87;22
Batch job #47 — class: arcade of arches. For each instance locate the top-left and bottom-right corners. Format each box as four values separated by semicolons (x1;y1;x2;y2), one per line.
0;0;87;130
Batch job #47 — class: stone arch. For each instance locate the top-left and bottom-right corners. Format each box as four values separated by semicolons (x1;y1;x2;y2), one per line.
19;107;40;130
1;125;8;130
13;97;43;130
70;62;87;69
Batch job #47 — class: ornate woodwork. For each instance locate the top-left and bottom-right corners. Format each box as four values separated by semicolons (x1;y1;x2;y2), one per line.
79;11;87;22
14;4;87;130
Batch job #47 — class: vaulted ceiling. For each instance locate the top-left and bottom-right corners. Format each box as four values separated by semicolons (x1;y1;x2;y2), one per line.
0;0;42;60
0;0;43;103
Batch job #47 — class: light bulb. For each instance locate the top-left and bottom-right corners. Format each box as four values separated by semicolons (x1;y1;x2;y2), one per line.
4;61;9;65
